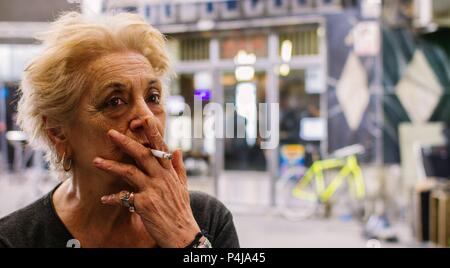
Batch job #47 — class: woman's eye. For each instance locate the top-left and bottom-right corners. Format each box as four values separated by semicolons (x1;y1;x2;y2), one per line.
105;96;126;108
147;94;161;105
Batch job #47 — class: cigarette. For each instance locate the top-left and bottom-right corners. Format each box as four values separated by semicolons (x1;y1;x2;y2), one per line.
151;149;173;160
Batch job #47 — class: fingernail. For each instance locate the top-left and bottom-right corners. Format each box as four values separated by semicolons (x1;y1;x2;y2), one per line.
93;157;104;165
108;129;121;139
100;196;108;203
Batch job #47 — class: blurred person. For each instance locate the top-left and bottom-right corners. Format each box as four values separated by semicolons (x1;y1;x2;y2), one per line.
0;12;239;248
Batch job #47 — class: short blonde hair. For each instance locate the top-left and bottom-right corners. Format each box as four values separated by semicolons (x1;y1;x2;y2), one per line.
17;11;170;175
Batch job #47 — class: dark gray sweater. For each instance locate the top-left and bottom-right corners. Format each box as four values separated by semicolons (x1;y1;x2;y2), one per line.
0;185;239;248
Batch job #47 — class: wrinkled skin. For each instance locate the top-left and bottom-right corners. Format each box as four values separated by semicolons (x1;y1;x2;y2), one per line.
50;51;200;248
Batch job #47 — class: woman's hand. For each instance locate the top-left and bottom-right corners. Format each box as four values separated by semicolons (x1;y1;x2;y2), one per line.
92;116;200;248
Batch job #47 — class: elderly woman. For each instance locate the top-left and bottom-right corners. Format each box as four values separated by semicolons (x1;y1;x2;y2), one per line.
0;12;239;248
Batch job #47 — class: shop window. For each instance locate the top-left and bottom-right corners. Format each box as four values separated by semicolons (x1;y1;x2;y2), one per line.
206;2;214;13
180;37;210;61
220;34;268;59
166;73;215;176
279;27;319;57
274;0;283;7
279;69;321;146
221;72;267;171
244;0;265;17
252;0;260;7
145;5;151;18
226;0;238;11
165;4;171;17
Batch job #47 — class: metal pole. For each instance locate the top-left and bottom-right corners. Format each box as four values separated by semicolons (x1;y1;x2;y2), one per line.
267;32;279;207
210;38;222;198
373;13;386;213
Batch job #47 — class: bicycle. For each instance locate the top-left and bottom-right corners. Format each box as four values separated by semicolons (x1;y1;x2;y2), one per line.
276;144;366;221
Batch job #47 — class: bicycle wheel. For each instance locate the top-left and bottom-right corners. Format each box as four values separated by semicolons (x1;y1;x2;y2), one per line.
276;167;318;221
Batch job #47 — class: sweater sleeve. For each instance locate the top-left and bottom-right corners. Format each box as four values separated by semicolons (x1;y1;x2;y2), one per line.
209;208;240;248
189;191;240;248
0;235;12;248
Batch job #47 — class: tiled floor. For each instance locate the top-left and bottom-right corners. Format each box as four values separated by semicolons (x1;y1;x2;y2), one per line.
0;171;418;248
232;212;416;248
190;172;417;248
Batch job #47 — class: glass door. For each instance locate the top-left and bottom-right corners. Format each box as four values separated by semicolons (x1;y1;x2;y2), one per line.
279;68;322;171
166;72;215;178
216;69;273;207
221;71;268;171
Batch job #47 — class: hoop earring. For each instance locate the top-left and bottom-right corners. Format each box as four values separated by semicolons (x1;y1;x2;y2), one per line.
62;152;72;172
55;152;63;164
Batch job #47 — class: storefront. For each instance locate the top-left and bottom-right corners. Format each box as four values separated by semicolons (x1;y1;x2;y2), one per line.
0;0;340;206
105;0;333;206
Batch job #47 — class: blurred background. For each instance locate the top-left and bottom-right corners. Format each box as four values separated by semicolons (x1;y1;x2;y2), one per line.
0;0;449;248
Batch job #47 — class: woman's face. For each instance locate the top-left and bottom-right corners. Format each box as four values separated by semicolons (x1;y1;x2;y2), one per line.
67;51;166;179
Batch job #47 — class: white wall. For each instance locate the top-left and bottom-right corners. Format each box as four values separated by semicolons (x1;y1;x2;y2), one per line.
0;45;42;81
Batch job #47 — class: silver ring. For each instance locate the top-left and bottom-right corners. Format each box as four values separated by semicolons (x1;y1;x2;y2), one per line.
120;191;135;213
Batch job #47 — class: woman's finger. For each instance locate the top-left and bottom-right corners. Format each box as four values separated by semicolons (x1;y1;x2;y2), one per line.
143;116;171;169
143;116;168;151
93;157;147;189
171;149;187;186
100;190;138;210
107;129;160;174
100;192;122;206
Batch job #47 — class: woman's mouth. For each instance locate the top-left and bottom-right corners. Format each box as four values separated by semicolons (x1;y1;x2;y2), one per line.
141;142;151;149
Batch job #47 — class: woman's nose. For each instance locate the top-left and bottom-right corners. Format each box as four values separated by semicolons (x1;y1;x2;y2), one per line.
129;118;145;132
129;100;154;132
